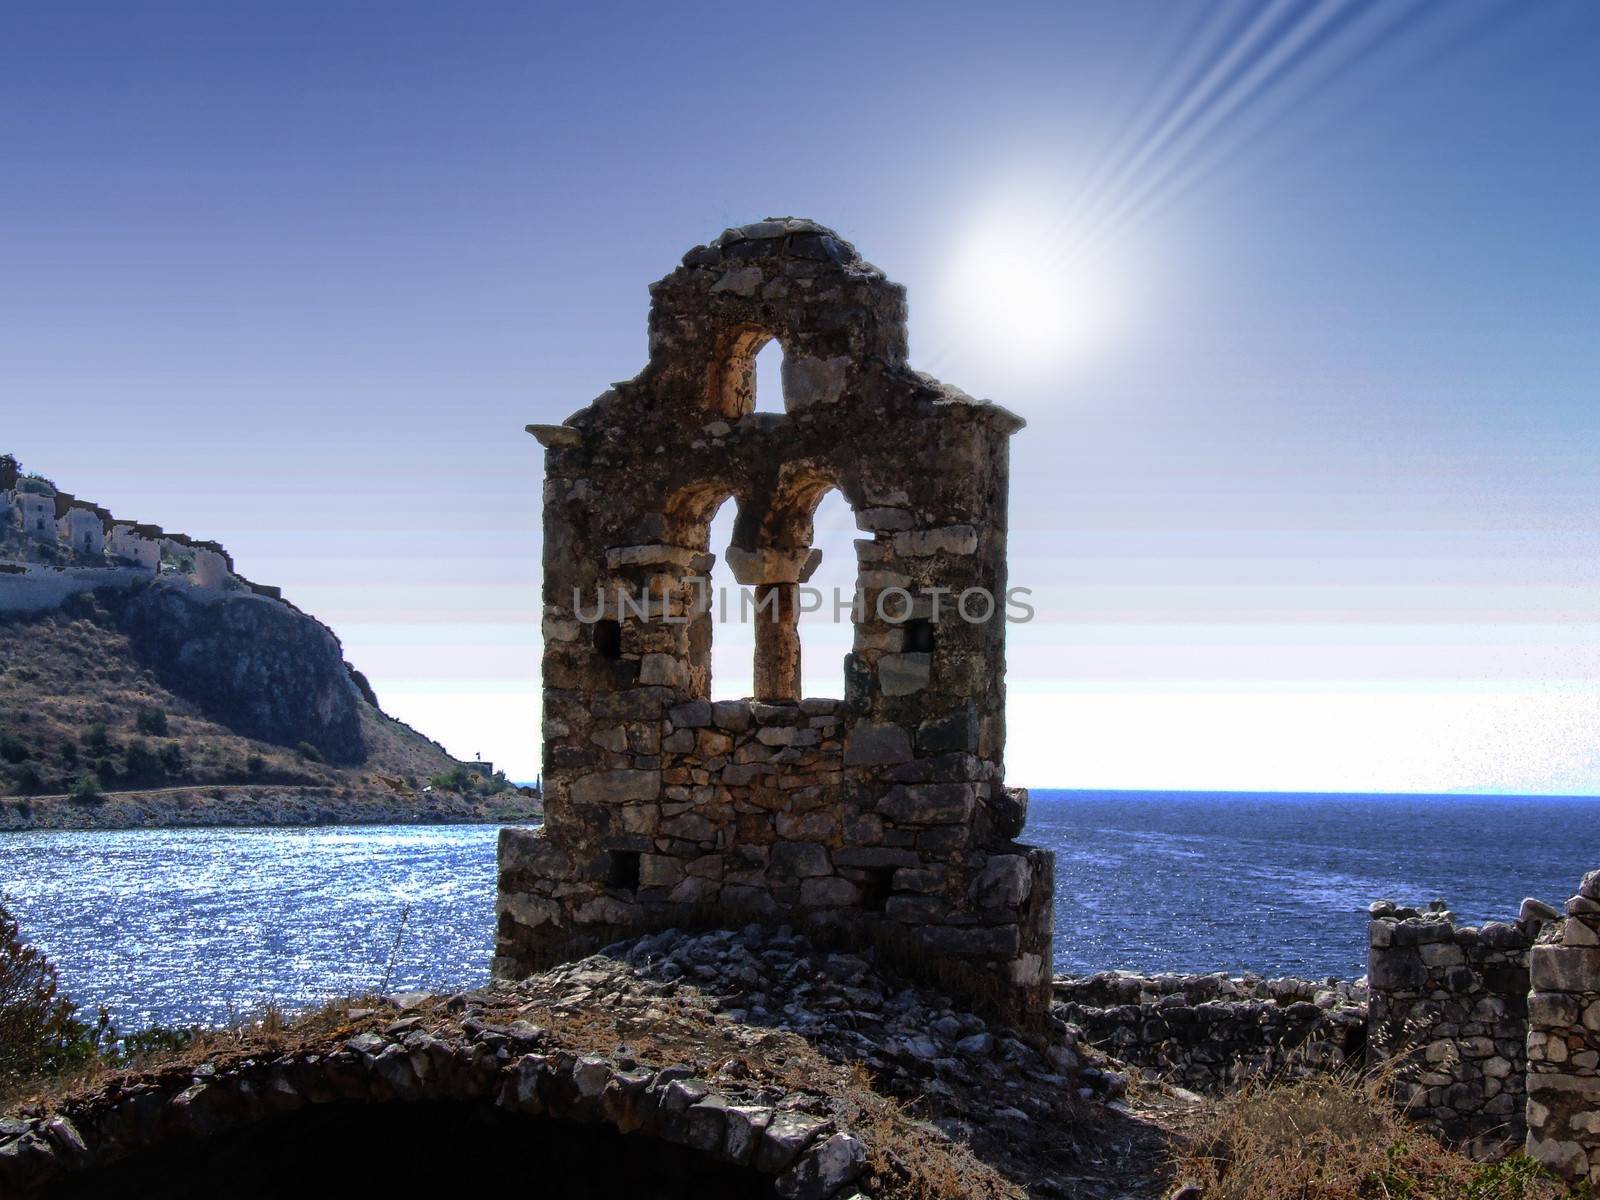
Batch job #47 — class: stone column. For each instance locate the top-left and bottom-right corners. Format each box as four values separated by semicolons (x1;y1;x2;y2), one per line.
1526;870;1600;1188
753;582;799;702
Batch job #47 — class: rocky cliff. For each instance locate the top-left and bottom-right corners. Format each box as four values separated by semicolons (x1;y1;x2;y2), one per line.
0;578;525;826
111;582;366;765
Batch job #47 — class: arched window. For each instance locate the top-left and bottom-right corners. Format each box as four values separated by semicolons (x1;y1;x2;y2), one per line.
797;488;857;700
704;497;754;701
752;340;785;414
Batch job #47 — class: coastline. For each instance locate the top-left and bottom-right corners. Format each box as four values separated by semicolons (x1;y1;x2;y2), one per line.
0;783;543;832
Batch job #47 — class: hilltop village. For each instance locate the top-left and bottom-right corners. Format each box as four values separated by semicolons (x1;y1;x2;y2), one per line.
0;456;265;607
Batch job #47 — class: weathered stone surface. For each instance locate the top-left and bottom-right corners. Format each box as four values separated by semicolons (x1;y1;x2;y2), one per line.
842;722;913;766
878;783;975;825
973;855;1032;908
570;769;661;806
878;652;931;695
497;219;1053;1024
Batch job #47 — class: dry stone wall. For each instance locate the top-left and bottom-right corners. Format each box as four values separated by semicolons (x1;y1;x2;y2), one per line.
497;218;1054;1020
1367;899;1544;1152
1052;972;1367;1093
1525;870;1600;1187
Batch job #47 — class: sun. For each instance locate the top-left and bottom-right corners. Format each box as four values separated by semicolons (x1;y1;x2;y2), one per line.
944;202;1123;371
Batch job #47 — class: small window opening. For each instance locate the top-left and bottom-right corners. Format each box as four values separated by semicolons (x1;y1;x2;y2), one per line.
607;850;641;892
752;339;785;414
903;617;936;654
593;619;623;660
862;866;895;913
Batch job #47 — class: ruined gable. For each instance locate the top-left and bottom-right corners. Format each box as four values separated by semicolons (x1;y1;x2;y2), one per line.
496;218;1054;1018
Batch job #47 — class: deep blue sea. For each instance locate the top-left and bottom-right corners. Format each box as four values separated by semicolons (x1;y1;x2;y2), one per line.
3;790;1596;1029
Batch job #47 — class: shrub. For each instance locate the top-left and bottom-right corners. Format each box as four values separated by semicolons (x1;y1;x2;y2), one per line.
134;706;168;736
245;754;265;776
428;766;471;792
0;898;98;1092
295;742;325;764
16;474;56;496
158;743;185;776
58;741;78;767
122;738;160;780
11;765;43;795
0;733;29;764
118;1024;196;1059
69;774;103;802
80;723;110;754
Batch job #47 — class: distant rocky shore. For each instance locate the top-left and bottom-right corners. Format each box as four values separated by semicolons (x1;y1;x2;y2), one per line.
0;783;542;832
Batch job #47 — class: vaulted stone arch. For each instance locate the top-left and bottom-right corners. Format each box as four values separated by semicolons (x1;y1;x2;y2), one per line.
0;1020;868;1199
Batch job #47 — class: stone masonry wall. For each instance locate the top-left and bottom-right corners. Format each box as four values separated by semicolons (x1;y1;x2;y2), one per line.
496;219;1054;1020
1367;899;1545;1152
1525;870;1600;1187
1052;971;1367;1093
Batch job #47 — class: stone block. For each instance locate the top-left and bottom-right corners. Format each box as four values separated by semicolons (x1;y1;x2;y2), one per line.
878;652;932;695
843;722;912;766
916;704;978;754
780;353;850;411
800;877;859;908
878;783;976;825
892;525;979;557
668;699;712;728
571;769;662;806
972;855;1032;908
769;842;831;879
1368;947;1425;990
1532;947;1600;993
639;654;688;688
499;828;572;880
711;701;753;732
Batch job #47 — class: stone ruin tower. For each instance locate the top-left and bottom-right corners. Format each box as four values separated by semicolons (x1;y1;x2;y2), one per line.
495;218;1055;1018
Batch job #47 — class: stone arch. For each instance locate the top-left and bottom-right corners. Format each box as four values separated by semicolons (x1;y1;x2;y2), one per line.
0;1025;866;1199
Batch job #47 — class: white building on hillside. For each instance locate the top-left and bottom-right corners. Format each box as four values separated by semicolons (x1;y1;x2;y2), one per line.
108;523;161;571
57;507;106;557
12;491;55;541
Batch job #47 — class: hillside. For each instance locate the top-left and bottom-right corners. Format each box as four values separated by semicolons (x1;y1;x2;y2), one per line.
0;455;538;829
0;588;539;829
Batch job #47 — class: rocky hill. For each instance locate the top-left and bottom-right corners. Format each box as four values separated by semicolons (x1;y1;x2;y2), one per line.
0;585;539;830
0;459;537;829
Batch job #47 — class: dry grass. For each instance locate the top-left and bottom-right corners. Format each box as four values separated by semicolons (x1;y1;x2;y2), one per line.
0;995;378;1112
1170;1071;1580;1200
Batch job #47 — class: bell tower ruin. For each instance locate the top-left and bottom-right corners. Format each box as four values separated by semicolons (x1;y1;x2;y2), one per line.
494;218;1055;1018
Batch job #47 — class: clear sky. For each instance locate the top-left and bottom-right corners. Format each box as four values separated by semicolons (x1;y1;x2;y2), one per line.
4;1;1598;792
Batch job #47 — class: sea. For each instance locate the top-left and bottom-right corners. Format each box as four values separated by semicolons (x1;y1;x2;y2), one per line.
2;790;1596;1030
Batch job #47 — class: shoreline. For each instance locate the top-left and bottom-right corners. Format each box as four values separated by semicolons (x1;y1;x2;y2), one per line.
0;783;543;832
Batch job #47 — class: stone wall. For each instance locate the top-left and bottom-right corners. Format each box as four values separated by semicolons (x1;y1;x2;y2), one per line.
1525;870;1600;1187
1052;971;1367;1093
496;218;1054;1020
1367;900;1543;1152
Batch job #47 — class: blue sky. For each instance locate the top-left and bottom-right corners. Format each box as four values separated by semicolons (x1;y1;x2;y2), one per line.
3;0;1598;791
